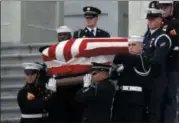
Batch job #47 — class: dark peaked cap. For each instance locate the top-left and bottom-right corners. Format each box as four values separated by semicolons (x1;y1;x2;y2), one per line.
83;6;101;17
146;1;163;18
92;62;111;71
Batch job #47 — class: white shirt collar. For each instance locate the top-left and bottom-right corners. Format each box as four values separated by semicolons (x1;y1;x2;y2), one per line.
150;28;158;34
87;27;97;36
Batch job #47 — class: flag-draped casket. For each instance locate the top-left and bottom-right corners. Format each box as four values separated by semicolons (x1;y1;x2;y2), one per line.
41;38;128;76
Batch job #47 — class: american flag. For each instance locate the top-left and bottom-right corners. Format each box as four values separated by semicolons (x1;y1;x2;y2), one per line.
41;38;128;75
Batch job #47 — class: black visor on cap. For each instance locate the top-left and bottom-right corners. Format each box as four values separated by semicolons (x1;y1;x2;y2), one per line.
146;13;162;19
24;69;38;75
92;68;109;72
84;13;98;18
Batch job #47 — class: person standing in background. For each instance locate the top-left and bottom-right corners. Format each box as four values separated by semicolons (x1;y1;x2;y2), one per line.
73;6;110;38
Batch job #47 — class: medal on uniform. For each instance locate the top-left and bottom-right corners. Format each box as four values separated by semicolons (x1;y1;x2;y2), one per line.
27;92;35;100
170;29;177;36
163;25;168;32
150;38;155;47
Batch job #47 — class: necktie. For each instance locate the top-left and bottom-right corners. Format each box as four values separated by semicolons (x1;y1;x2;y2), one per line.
91;29;94;36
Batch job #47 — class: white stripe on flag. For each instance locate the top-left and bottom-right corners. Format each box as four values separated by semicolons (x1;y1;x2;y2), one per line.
85;42;128;50
55;41;68;62
45;55;115;68
71;38;83;57
45;60;66;68
42;48;49;56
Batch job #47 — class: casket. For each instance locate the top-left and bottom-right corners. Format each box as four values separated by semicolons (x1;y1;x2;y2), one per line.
41;38;129;75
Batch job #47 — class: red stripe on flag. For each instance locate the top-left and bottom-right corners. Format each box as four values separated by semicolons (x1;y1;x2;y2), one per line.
47;65;92;75
63;39;75;62
78;39;87;57
42;55;56;61
48;43;58;59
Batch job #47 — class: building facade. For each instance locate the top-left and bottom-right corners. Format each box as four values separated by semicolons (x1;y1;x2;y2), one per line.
1;1;149;43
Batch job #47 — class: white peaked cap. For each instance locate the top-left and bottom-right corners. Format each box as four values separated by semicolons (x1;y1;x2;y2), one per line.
22;63;42;70
128;35;144;43
56;26;72;33
146;8;163;14
159;1;173;4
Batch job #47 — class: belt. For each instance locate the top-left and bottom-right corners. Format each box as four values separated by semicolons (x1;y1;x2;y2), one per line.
21;113;49;118
120;85;142;92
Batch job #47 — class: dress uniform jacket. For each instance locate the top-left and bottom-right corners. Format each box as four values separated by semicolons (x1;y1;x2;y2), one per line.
162;16;179;72
111;54;147;123
161;16;179;123
76;79;115;123
142;28;171;123
73;27;110;38
17;84;54;123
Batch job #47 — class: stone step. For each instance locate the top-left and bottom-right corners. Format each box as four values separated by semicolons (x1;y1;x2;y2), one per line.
1;89;20;98
1;117;20;123
1;42;54;56
1;95;18;109
1;106;21;123
1;64;24;76
1;53;42;65
1;83;23;99
1;74;24;88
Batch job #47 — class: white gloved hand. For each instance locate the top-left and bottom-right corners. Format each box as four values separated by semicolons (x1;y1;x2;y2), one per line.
83;74;92;87
116;64;124;73
46;78;57;92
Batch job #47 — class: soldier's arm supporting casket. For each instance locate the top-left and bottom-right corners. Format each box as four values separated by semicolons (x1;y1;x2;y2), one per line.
55;75;84;86
55;70;109;86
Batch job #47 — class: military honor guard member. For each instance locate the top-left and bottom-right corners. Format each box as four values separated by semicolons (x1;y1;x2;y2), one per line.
56;26;72;42
73;6;110;38
17;62;55;123
141;1;172;123
111;36;147;123
39;25;72;53
158;1;179;123
76;62;115;123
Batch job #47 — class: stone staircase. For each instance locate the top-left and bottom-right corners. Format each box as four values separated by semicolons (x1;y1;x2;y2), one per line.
0;42;54;123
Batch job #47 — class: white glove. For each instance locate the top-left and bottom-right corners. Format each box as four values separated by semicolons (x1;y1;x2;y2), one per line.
46;78;57;92
83;74;92;87
116;64;124;73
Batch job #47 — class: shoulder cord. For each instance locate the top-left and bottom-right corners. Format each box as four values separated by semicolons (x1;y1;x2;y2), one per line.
133;54;151;76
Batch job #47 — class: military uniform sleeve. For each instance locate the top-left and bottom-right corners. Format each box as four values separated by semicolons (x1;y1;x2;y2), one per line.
113;54;138;65
105;31;110;37
39;45;50;53
73;30;79;38
76;86;96;103
152;35;171;62
103;30;110;37
144;35;171;77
